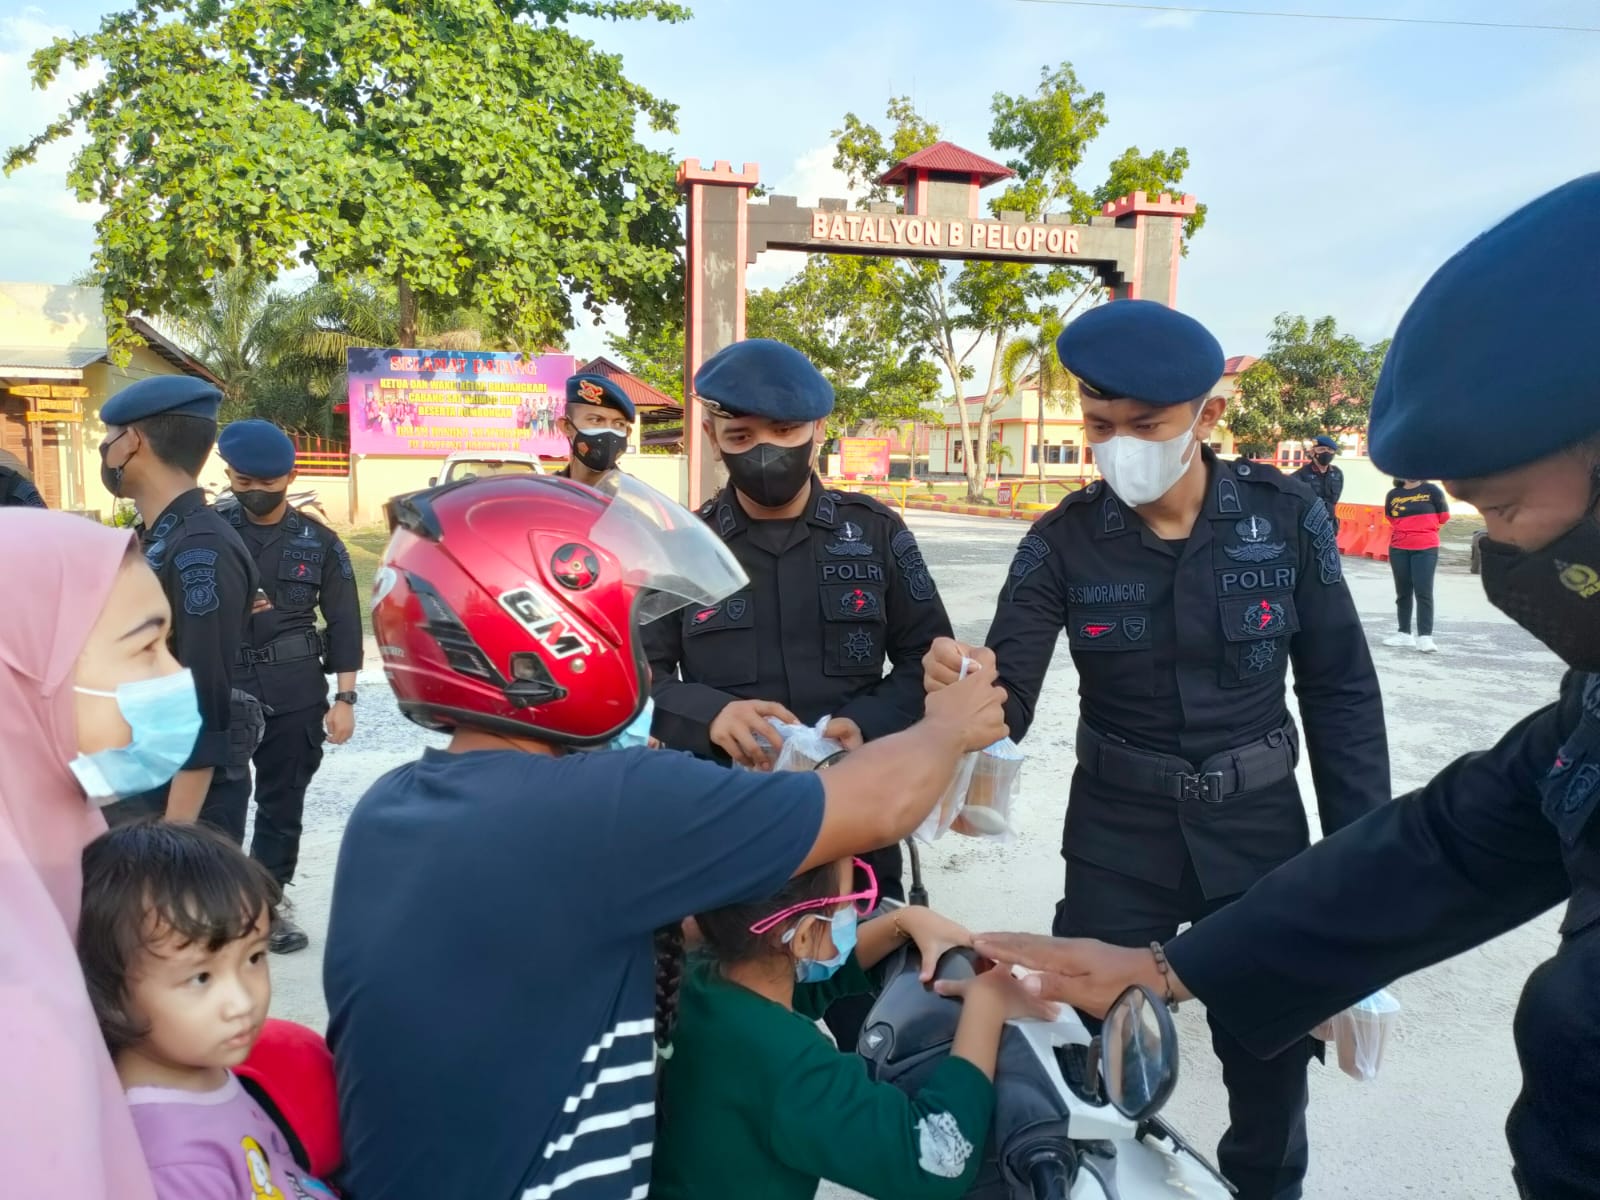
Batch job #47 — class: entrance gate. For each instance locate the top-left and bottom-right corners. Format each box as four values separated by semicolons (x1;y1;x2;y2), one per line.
679;141;1198;506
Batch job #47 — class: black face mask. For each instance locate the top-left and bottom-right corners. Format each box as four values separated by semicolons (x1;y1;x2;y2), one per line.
1480;515;1600;672
1314;452;1335;466
571;428;628;473
723;440;815;508
234;488;288;517
99;430;131;498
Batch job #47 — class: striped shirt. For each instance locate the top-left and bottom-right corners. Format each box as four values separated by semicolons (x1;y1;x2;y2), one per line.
325;746;824;1200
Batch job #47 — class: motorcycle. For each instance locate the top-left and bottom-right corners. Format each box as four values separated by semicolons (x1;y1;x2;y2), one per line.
811;750;1232;1199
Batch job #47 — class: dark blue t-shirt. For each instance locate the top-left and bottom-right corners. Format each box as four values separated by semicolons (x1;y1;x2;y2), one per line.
323;746;824;1200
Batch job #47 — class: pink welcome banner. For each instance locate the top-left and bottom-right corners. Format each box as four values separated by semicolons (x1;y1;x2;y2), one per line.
347;348;576;457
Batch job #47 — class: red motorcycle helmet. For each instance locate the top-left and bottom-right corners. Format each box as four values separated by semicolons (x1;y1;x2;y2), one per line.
373;472;746;745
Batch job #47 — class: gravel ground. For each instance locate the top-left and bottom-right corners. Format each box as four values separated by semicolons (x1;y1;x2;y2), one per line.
269;509;1559;1199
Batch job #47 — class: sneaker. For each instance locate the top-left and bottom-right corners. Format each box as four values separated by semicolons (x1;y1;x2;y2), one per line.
1383;631;1415;648
1415;636;1438;653
269;906;310;955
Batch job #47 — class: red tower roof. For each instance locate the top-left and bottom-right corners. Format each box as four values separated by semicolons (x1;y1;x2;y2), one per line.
877;141;1015;188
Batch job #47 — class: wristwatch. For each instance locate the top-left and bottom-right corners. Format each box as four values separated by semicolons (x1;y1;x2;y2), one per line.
333;691;358;705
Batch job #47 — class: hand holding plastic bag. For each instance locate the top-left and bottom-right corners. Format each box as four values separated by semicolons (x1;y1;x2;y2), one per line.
768;716;846;773
952;736;1025;840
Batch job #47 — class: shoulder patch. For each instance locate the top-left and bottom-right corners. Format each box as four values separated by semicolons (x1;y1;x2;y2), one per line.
1302;499;1342;584
150;512;180;540
334;541;354;581
179;561;220;617
1005;531;1054;601
890;528;936;602
174;547;219;571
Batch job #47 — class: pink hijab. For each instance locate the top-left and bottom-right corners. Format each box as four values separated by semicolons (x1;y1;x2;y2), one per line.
0;510;157;1199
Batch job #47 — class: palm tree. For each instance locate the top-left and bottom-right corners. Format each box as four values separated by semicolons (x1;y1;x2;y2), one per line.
164;270;296;421
1000;315;1078;502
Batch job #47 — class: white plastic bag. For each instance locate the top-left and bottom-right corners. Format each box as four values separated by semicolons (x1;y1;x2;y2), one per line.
771;716;845;773
1316;989;1401;1081
915;656;982;843
952;737;1025;840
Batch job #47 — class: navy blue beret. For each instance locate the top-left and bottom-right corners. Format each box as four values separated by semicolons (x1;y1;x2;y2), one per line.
100;375;221;425
1313;435;1339;450
1371;174;1600;480
693;338;834;421
566;373;636;422
1055;300;1225;406
218;419;296;477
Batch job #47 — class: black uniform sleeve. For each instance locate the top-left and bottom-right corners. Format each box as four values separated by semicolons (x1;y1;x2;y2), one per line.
1167;686;1573;1059
1287;498;1390;834
834;517;953;742
15;478;46;508
168;535;253;770
641;612;739;758
984;521;1069;742
319;532;366;674
1328;468;1344;507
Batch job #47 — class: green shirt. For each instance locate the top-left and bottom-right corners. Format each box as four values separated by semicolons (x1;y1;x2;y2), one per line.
652;953;995;1199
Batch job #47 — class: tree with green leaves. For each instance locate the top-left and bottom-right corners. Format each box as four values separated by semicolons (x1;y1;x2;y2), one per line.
1000;314;1080;500
831;67;1202;499
8;0;687;360
1228;314;1389;457
746;256;941;437
606;322;686;405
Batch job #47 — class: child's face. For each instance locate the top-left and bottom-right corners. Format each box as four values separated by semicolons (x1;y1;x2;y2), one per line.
788;859;855;962
126;912;272;1072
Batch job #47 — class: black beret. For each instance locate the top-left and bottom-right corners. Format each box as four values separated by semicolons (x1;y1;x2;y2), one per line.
565;373;636;422
1055;300;1225;406
100;376;221;425
218;419;296;477
1370;173;1600;480
693;338;833;421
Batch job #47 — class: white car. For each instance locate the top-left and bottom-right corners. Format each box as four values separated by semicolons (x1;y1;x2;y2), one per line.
430;451;545;486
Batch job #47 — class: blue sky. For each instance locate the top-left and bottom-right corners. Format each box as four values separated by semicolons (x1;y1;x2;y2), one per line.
2;0;1597;366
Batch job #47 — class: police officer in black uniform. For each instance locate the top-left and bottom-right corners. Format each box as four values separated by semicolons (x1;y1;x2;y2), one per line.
555;373;635;484
96;377;260;829
644;339;954;902
971;172;1600;1200
1292;435;1344;532
0;453;46;507
212;420;364;954
927;301;1389;1200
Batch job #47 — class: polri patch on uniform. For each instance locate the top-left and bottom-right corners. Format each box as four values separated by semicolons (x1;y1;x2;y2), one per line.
1122;616;1147;641
1240;599;1288;637
1242;638;1279;674
726;598;747;621
1216;476;1242;514
1079;620;1116;640
839;588;881;618
827;522;874;557
1004;532;1051;599
815;492;837;526
844;628;875;662
1101;496;1125;533
717;503;737;537
335;543;354;581
283;583;313;607
1225;513;1288;564
176;547;221;617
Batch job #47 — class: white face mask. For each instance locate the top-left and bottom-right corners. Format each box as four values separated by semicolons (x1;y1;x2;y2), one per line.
1094;404;1205;507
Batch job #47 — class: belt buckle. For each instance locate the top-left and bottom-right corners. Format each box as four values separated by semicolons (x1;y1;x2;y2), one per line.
1180;771;1225;804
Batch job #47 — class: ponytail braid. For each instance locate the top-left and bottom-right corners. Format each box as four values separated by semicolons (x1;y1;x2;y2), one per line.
653;922;686;1063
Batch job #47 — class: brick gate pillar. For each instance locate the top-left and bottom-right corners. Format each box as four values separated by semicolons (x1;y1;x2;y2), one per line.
679;159;759;508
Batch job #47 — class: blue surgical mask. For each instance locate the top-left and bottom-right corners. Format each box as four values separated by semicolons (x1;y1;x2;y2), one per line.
607;697;655;751
786;907;858;983
68;670;202;804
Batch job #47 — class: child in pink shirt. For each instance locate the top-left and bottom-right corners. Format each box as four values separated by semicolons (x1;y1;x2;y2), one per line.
78;820;335;1199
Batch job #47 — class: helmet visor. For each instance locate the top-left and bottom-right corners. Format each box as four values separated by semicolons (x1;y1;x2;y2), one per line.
589;472;749;623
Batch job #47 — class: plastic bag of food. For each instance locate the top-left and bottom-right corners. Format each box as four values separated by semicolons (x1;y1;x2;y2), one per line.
771;716;845;773
914;656;981;843
952;737;1025;840
1320;989;1401;1081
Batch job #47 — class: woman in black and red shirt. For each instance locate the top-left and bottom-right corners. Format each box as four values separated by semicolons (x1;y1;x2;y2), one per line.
1383;478;1451;652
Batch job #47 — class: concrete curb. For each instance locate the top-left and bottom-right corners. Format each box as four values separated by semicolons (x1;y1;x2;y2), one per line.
902;499;1042;521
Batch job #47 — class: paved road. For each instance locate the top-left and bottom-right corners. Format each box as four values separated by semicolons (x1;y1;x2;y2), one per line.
273;508;1558;1199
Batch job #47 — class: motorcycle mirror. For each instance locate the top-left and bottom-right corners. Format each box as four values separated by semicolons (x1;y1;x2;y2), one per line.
1099;985;1179;1122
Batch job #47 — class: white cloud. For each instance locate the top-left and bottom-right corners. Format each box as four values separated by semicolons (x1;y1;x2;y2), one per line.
1142;10;1200;30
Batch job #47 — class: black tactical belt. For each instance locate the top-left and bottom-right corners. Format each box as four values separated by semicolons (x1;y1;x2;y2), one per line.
1074;719;1298;803
238;629;325;667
